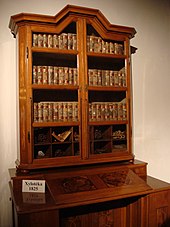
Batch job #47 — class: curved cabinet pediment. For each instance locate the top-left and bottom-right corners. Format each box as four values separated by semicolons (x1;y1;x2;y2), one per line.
9;5;136;39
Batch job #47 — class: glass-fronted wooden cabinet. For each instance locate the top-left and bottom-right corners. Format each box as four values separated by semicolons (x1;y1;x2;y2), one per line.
9;5;136;171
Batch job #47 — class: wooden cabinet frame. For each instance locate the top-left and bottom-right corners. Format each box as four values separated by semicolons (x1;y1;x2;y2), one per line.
9;5;136;171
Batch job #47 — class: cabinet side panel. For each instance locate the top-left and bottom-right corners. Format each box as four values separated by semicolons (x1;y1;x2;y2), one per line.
149;190;170;227
18;26;29;164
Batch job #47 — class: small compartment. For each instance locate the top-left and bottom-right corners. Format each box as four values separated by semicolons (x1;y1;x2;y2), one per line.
73;143;80;156
34;127;51;144
73;127;80;142
93;141;112;154
34;145;51;159
51;126;80;157
52;143;73;157
112;125;126;140
112;141;127;150
52;127;73;143
112;124;127;151
90;125;112;154
90;125;111;141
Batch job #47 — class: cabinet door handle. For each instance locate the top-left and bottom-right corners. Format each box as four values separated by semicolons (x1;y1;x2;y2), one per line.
26;47;29;59
28;131;30;143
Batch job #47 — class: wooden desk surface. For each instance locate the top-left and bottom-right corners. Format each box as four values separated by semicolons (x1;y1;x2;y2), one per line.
9;161;170;214
10;161;170;213
9;161;170;227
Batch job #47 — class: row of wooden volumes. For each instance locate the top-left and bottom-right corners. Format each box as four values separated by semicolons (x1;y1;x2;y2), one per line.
88;68;126;87
89;101;127;121
34;100;127;123
87;35;124;55
33;66;78;85
34;102;79;122
32;33;77;50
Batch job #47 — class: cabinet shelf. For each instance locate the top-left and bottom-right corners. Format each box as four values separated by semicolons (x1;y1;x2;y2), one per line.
32;121;80;127
88;121;128;125
34;142;51;146
112;138;126;141
52;141;79;145
88;86;127;91
87;52;126;59
32;84;79;90
91;139;111;142
32;46;78;55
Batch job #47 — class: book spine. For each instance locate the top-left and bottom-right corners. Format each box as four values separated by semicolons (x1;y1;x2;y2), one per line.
48;102;53;122
73;68;78;86
42;66;48;84
72;102;78;121
48;34;53;48
37;34;43;47
33;66;38;84
43;34;47;48
53;103;58;121
53;34;59;48
63;67;69;85
48;66;54;85
62;33;68;50
37;66;43;84
32;34;38;47
63;102;68;121
68;68;74;85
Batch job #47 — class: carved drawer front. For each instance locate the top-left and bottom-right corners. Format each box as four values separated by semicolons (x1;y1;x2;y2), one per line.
60;197;146;227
